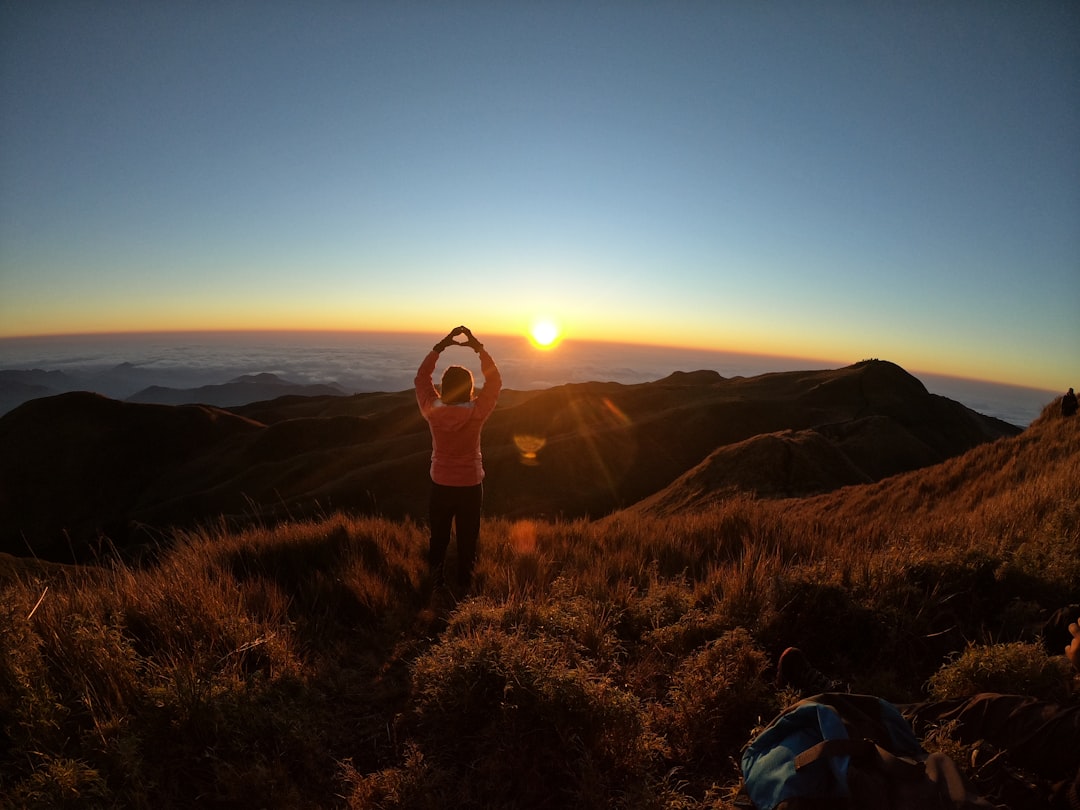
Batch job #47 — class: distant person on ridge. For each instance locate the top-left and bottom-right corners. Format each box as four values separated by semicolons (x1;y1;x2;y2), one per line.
1062;387;1078;418
415;326;502;590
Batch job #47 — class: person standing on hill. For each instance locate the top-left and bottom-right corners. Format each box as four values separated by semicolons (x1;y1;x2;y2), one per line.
415;326;502;590
1062;388;1078;418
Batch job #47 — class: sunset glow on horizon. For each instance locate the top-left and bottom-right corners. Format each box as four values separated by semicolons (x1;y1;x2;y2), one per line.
1;4;1077;393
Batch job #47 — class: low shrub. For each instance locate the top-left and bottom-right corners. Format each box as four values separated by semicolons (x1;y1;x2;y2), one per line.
927;641;1074;702
408;626;660;808
661;628;777;781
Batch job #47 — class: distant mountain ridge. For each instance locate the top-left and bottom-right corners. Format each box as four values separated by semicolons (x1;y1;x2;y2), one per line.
127;372;345;407
0;369;73;415
0;360;1021;561
0;368;347;414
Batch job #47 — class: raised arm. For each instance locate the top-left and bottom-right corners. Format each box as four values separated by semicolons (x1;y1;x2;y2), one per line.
462;328;501;413
415;328;462;413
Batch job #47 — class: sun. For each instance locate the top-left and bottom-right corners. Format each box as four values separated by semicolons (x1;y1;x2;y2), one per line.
528;319;562;350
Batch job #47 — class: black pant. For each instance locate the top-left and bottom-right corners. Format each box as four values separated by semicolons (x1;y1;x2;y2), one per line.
428;482;483;587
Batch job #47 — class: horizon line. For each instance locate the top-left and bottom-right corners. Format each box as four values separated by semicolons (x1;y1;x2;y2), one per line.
0;327;1060;395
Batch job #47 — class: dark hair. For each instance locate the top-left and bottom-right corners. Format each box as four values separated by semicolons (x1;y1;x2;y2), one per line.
440;365;474;404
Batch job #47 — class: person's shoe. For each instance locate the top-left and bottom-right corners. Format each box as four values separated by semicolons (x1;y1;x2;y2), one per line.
776;647;844;696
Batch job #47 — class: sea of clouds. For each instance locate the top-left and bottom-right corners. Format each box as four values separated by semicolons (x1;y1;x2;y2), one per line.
0;331;1059;426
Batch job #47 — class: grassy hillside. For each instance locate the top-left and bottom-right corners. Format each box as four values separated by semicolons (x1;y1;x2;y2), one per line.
0;406;1075;808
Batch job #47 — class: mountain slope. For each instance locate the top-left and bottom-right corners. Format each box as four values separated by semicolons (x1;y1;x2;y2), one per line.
479;360;1017;517
631;428;874;514
775;400;1080;533
0;360;1023;561
0;392;262;559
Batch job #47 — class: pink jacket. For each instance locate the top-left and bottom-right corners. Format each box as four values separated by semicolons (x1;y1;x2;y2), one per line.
414;348;502;486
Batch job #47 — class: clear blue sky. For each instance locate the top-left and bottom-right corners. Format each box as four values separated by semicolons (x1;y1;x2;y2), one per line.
1;1;1077;390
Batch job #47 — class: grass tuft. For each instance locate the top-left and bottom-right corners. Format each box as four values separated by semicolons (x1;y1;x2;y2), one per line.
927;641;1074;702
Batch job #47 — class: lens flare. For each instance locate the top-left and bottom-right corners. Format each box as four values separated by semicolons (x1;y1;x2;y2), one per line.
513;434;546;465
528;319;561;349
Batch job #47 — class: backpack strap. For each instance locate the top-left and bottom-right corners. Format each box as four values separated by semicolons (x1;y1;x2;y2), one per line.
794;738;874;770
795;737;925;780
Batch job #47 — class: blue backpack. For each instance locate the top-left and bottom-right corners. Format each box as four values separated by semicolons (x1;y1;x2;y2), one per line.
740;693;995;809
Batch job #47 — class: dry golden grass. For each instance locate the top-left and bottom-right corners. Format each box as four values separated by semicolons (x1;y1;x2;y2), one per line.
0;407;1076;808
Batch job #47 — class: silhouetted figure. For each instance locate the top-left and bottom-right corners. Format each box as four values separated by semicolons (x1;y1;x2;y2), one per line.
1063;387;1078;418
414;326;501;590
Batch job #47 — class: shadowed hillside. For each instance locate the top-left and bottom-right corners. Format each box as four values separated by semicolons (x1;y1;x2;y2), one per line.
0;393;262;558
0;360;1020;561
